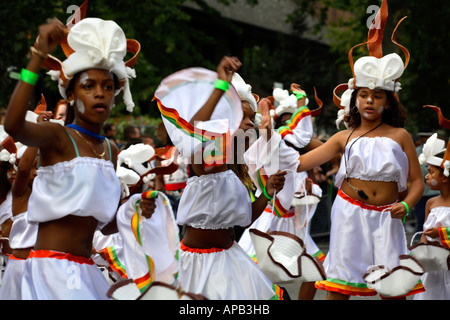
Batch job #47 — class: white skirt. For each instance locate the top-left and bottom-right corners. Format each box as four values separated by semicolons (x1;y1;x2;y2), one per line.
21;250;111;300
178;241;283;300
0;256;26;300
316;189;424;296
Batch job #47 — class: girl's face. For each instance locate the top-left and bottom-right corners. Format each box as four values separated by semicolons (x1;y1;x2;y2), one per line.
6;164;16;185
239;102;255;132
67;69;116;125
55;103;67;121
425;165;446;190
356;88;389;121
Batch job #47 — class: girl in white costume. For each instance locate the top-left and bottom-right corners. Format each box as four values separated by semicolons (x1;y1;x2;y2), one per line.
296;0;425;299
413;108;450;300
3;5;155;299
238;83;325;299
0;147;38;299
105;143;180;294
154;57;286;300
0;133;23;283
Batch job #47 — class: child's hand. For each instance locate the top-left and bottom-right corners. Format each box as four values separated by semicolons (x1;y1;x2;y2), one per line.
423;227;439;240
36;111;53;122
257;98;272;131
36;18;66;57
390;202;408;220
216;56;242;83
140;197;156;219
265;170;287;197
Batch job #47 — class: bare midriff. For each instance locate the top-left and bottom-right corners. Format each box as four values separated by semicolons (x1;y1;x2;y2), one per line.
341;178;399;206
182;226;236;249
34;215;99;258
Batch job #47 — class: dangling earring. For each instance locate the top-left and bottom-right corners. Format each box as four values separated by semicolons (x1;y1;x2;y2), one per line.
69;100;75;107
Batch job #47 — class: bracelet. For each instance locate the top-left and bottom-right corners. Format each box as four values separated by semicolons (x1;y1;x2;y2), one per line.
262;185;273;201
30;46;48;60
400;201;410;223
20;68;39;86
214;79;230;92
293;90;307;100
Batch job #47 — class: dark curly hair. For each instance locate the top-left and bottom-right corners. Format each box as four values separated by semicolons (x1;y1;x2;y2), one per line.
346;88;407;129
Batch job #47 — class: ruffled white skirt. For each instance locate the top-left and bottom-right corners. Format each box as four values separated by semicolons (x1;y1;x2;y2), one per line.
178;241;282;300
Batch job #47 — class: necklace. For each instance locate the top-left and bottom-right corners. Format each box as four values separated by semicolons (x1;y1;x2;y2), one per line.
344;122;383;200
67;124;106;140
73;129;106;159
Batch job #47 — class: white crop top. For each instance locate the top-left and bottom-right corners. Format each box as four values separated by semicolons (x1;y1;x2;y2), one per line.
176;170;252;229
27;130;121;229
423;206;450;242
335;136;409;192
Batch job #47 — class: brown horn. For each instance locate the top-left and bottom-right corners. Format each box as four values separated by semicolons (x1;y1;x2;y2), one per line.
310;87;323;117
424;105;450;129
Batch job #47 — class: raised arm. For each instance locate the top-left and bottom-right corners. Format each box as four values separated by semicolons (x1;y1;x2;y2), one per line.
189;56;242;125
12;147;38;199
297;130;346;172
4;19;66;146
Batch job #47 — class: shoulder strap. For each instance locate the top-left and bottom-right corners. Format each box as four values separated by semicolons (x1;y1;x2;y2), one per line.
64;128;80;157
105;138;112;161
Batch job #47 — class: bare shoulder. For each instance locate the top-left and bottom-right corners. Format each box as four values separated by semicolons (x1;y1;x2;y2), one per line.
383;126;413;148
37;123;76;165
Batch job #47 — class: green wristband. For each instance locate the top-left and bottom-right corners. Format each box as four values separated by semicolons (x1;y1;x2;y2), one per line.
214;79;230;92
293;90;307;100
400;201;410;223
20;68;39;86
262;185;273;201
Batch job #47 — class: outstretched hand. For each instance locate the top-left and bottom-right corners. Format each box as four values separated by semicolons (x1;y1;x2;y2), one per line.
257;98;273;131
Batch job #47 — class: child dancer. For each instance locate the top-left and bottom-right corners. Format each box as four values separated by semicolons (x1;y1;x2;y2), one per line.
0;146;38;299
297;0;425;299
413;108;450;300
154;57;286;300
3;7;153;299
238;84;325;299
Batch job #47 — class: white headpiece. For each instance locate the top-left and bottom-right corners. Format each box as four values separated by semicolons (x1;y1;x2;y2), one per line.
333;0;409;129
117;143;155;198
231;73;258;112
270;88;310;121
39;2;140;112
421;105;450;177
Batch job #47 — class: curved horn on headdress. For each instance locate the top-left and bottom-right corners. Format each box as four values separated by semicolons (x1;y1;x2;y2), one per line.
391;16;410;71
1;136;17;155
332;83;349;109
60;0;89;57
366;0;388;58
424;105;450;130
33;94;47;113
348;0;388;79
310;87;323;117
125;39;141;68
